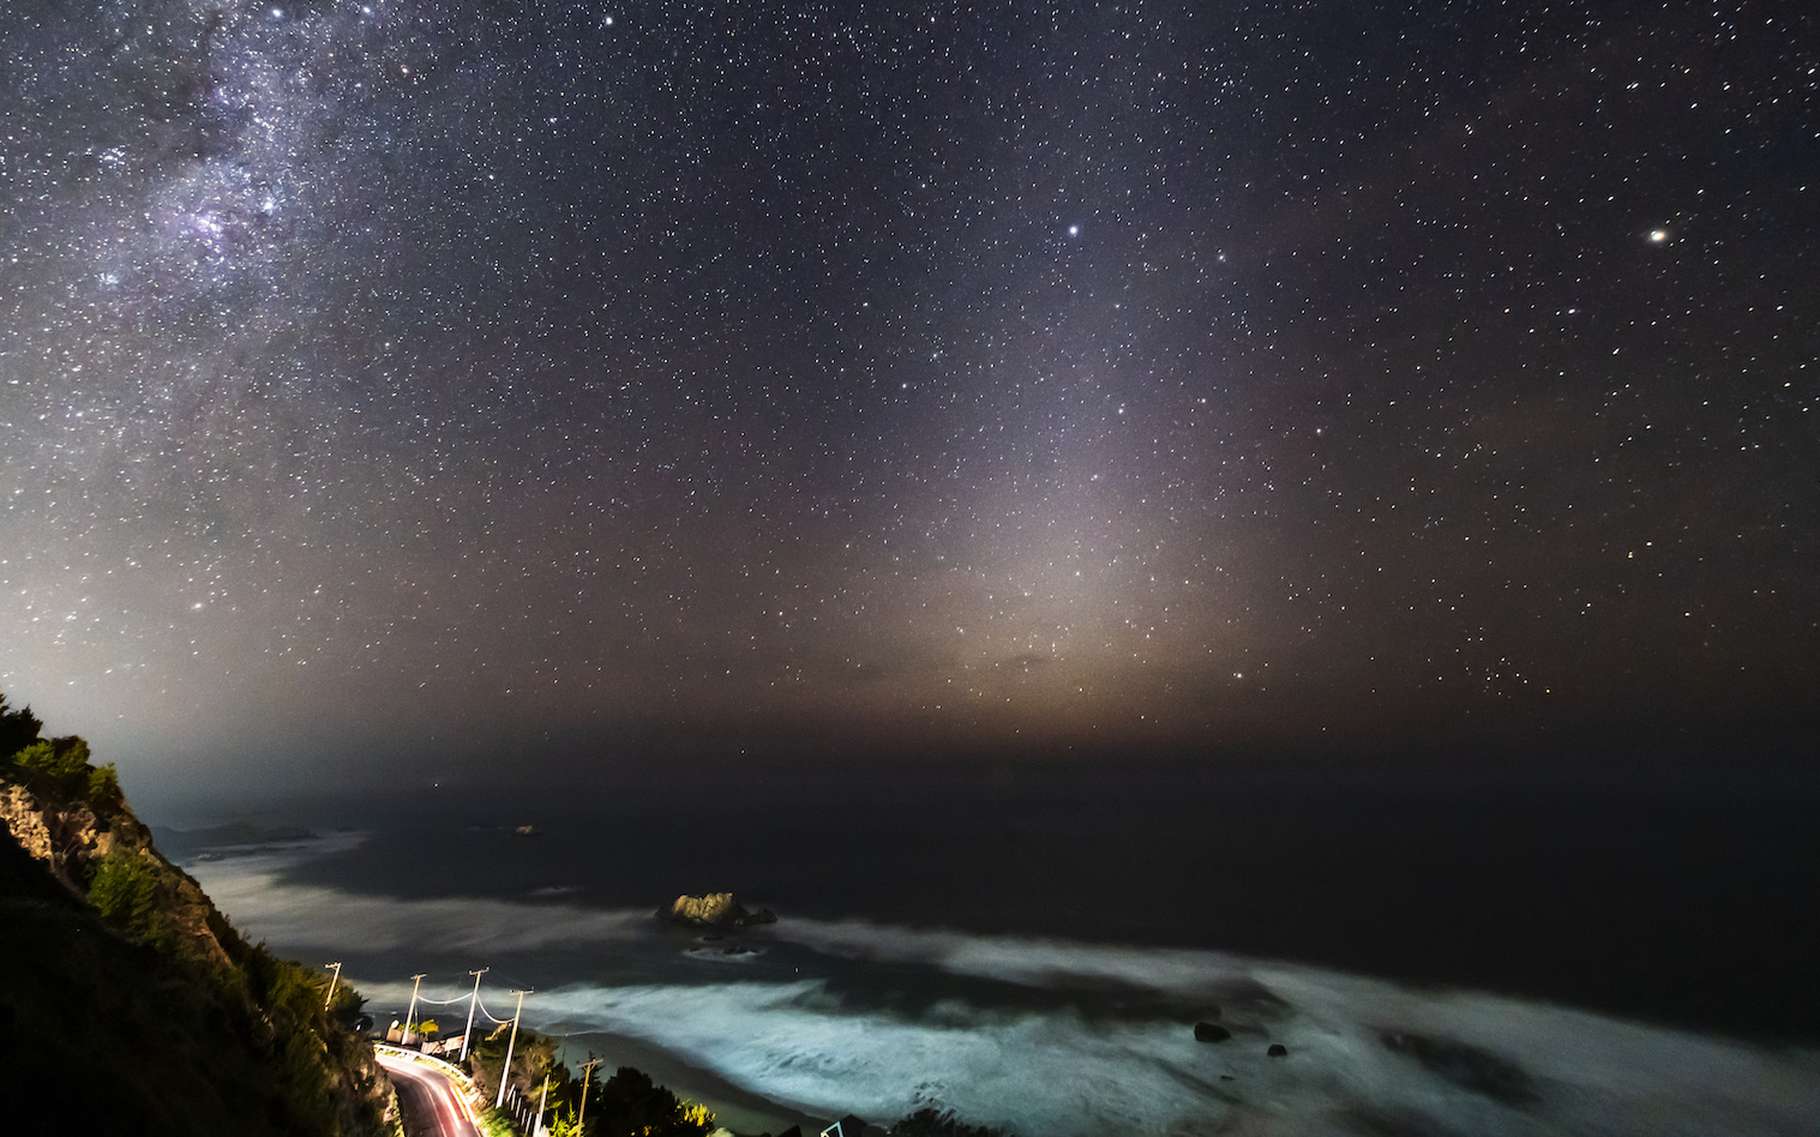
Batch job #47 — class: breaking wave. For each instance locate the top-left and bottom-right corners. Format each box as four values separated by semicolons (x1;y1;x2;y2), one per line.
195;838;1820;1136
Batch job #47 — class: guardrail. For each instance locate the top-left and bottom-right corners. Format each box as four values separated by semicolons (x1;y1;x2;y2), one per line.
376;1041;484;1098
375;1041;494;1130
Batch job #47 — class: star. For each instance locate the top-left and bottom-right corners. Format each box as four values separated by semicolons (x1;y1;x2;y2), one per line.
0;0;1807;808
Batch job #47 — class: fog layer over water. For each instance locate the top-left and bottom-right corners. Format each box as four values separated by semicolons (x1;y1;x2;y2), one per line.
188;836;1820;1137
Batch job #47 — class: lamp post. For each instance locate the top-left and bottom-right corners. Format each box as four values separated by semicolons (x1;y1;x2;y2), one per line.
322;961;343;1011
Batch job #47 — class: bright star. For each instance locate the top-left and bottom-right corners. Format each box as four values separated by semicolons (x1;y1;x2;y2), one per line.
1067;224;1080;237
1648;229;1668;243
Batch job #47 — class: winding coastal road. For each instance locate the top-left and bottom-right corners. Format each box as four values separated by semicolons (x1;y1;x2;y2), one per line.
378;1049;484;1137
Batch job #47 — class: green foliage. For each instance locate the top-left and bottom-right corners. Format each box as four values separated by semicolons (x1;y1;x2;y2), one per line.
10;735;96;797
0;687;387;1137
892;1108;1013;1137
328;980;368;1024
13;738;82;779
0;691;42;756
468;1024;564;1107
8;740;56;775
591;1066;717;1137
87;761;122;805
0;694;115;807
469;1040;711;1137
88;849;182;953
544;1102;583;1137
476;1108;518;1137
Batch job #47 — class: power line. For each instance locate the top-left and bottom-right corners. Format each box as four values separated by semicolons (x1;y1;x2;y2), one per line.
495;989;532;1110
475;989;515;1025
402;974;426;1046
461;967;489;1062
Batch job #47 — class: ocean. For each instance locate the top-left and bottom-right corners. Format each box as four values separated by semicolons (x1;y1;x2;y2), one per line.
173;771;1820;1135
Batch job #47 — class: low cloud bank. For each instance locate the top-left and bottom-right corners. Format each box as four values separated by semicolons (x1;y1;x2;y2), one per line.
187;837;652;952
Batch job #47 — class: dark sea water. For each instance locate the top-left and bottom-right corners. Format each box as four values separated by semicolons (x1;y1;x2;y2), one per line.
176;769;1820;1135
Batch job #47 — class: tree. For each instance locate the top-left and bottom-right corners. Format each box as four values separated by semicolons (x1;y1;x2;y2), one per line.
891;1109;1012;1137
88;850;179;952
87;762;122;806
0;690;42;758
11;736;93;796
591;1067;716;1137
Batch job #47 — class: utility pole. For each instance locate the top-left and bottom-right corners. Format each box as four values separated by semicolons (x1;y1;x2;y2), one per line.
494;988;530;1109
576;1055;600;1134
534;1073;552;1137
322;961;343;1011
403;973;426;1046
460;967;489;1062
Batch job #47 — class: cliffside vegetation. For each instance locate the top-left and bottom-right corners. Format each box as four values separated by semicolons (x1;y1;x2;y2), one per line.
466;1025;718;1137
0;691;394;1137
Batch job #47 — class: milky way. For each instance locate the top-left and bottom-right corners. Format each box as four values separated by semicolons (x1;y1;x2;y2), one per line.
1;2;1815;797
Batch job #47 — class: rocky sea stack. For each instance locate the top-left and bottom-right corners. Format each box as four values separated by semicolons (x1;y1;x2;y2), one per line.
661;891;777;928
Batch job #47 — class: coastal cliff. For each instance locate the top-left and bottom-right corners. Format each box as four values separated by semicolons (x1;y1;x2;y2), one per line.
0;692;394;1137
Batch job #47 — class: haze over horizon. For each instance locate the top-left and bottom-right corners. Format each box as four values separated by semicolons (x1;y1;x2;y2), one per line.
3;1;1815;815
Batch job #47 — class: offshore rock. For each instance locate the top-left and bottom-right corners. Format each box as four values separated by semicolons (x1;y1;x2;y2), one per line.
662;891;777;928
1194;1021;1232;1042
1268;1043;1289;1057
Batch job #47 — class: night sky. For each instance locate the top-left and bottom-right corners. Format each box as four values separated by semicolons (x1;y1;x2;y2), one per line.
2;1;1814;804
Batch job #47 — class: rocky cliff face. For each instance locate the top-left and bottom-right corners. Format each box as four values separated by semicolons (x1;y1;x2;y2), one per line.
0;778;237;969
0;698;394;1137
0;824;396;1137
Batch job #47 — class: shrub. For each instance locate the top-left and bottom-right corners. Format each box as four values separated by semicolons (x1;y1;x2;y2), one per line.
0;692;41;756
12;736;93;796
593;1067;716;1136
88;762;122;806
892;1109;1012;1137
88;850;179;952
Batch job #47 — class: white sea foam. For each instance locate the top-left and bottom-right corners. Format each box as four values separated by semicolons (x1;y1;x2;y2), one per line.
197;842;1820;1136
504;972;1819;1137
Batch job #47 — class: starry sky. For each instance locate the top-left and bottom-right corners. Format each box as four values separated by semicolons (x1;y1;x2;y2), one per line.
1;1;1815;804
